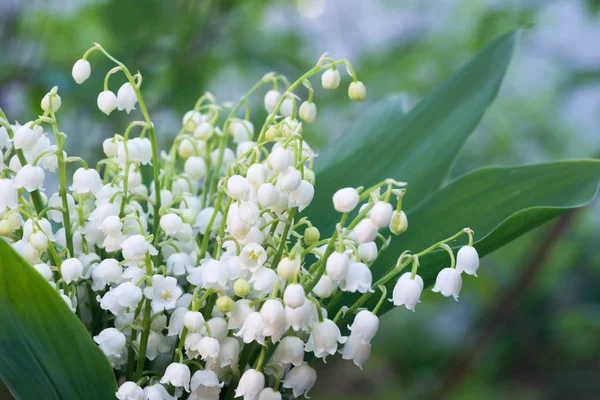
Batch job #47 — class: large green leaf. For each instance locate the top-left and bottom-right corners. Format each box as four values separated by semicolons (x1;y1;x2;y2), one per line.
308;30;521;228
0;239;117;399
366;160;600;314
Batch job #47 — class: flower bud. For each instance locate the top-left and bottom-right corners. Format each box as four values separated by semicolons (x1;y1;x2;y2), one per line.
268;147;293;172
194;122;214;140
61;258;83;284
348;81;366;101
265;125;280;141
280;98;294;117
332;187;359;213
97;90;118;115
234;279;251;297
72;59;91;84
369;201;393;228
33;263;53;281
29;230;49;251
432;267;462;301
0;219;15;236
304;226;320;245
41;93;61;112
299;101;317;123
227;175;250;201
456;245;479;276
117;82;138;114
264;89;281;113
257;183;280;208
216;295;234;313
277;167;302;192
353;218;378;244
389;210;408;235
184;156;206;180
283;283;306;309
321;68;341;89
246;163;266;189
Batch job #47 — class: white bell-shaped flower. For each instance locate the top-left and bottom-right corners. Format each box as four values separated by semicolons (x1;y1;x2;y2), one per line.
391;272;424;311
357;242;377;263
183;311;205;333
235;369;264;400
432;267;462;301
99;215;122;235
257;183;280;208
260;299;287;343
144;275;182;313
283;283;306;309
286;300;313;332
235;311;265;345
272;336;305;366
342;262;372;293
184;156;206;180
41;93;61;112
160;213;183;237
143;384;175;400
93;328;126;358
264;89;281;113
72;59;91;84
194;121;214;140
117;82;138;113
332;187;359;213
201;259;229;291
61;258;83;284
246;163;266;189
195;207;222;235
160;362;191;393
13;122;42;151
227;299;255;330
340;334;371;369
116;382;144;400
299;101;317;123
326;251;349;282
305;318;347;359
312;275;335;299
321;68;341;89
456;245;480;276
190;370;223;400
15;165;45;192
218;336;240;368
91;258;122;290
258;388;282;400
121;234;156;261
227;175;250;201
267;147;293;172
0;179;18;210
279;98;294;117
277;167;302;193
97;90;118;115
368;201;393;228
71;168;102;195
348;310;379;344
289;180;314;211
282;364;317;398
348;81;367;101
33;263;53;281
354;218;378;244
277;257;298;281
233;120;254;143
197;336;220;362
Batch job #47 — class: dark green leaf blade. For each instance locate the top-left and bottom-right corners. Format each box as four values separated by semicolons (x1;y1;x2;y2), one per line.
0;239;117;400
308;29;520;227
370;160;600;314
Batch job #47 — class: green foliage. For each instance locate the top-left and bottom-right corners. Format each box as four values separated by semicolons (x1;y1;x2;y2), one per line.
0;240;117;400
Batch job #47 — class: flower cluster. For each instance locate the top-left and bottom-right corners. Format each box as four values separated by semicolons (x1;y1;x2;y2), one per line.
0;44;480;400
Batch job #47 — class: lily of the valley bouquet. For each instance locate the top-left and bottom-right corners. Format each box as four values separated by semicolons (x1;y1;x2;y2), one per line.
1;30;599;400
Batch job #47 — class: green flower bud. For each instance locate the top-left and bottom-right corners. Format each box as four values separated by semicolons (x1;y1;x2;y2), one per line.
234;279;251;297
216;295;234;313
389;210;408;235
304;226;320;245
0;219;15;236
348;81;366;101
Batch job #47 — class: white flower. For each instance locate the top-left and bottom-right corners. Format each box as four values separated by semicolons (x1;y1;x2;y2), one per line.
264;89;281;113
391;272;423;311
116;381;144;400
260;299;287;343
122;235;156;262
61;258;83;284
103;138;119;157
195;207;222;235
369;201;393;228
13;122;42;151
342;262;372;293
144;275;182;313
326;251;349;282
321;68;341;89
197;336;220;362
205;317;228;342
97;90;118;115
190;370;223;400
194;122;214;140
233;120;254;143
348;310;379;344
353;218;378;244
99;282;143;315
257;183;280;208
456;245;479;276
305;318;347;359
258;388;282;400
357;242;377;263
283;284;306;309
332;187;359;213
144;384;175;400
227;175;250;200
280;98;294;117
15;165;45;192
227;299;255;330
33;263;53;281
201;259;229;291
160;362;191;392
185;157;206;180
91;258;122;290
94;328;126;358
246;163;266;189
235;369;264;400
237;201;259;225
267;147;293;172
312;275;335;299
29;230;48;251
235;311;265;345
99;215;122;235
41;93;61;113
249;267;278;297
183;311;205;332
218;337;240;368
71;168;102;195
0;179;18;210
117;82;138;113
348;81;367;101
72;59;91;84
168;307;188;337
282;364;317;398
240;243;267;271
299;101;317;123
277;167;302;193
289;180;314;211
340;334;371;369
276;257;298;281
160;213;183;237
272;336;305;366
432;267;462;301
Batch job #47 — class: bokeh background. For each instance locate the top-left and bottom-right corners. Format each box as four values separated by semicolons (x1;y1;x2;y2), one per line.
1;0;600;399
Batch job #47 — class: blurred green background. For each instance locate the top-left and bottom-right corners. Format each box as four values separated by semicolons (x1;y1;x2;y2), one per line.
1;0;600;399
